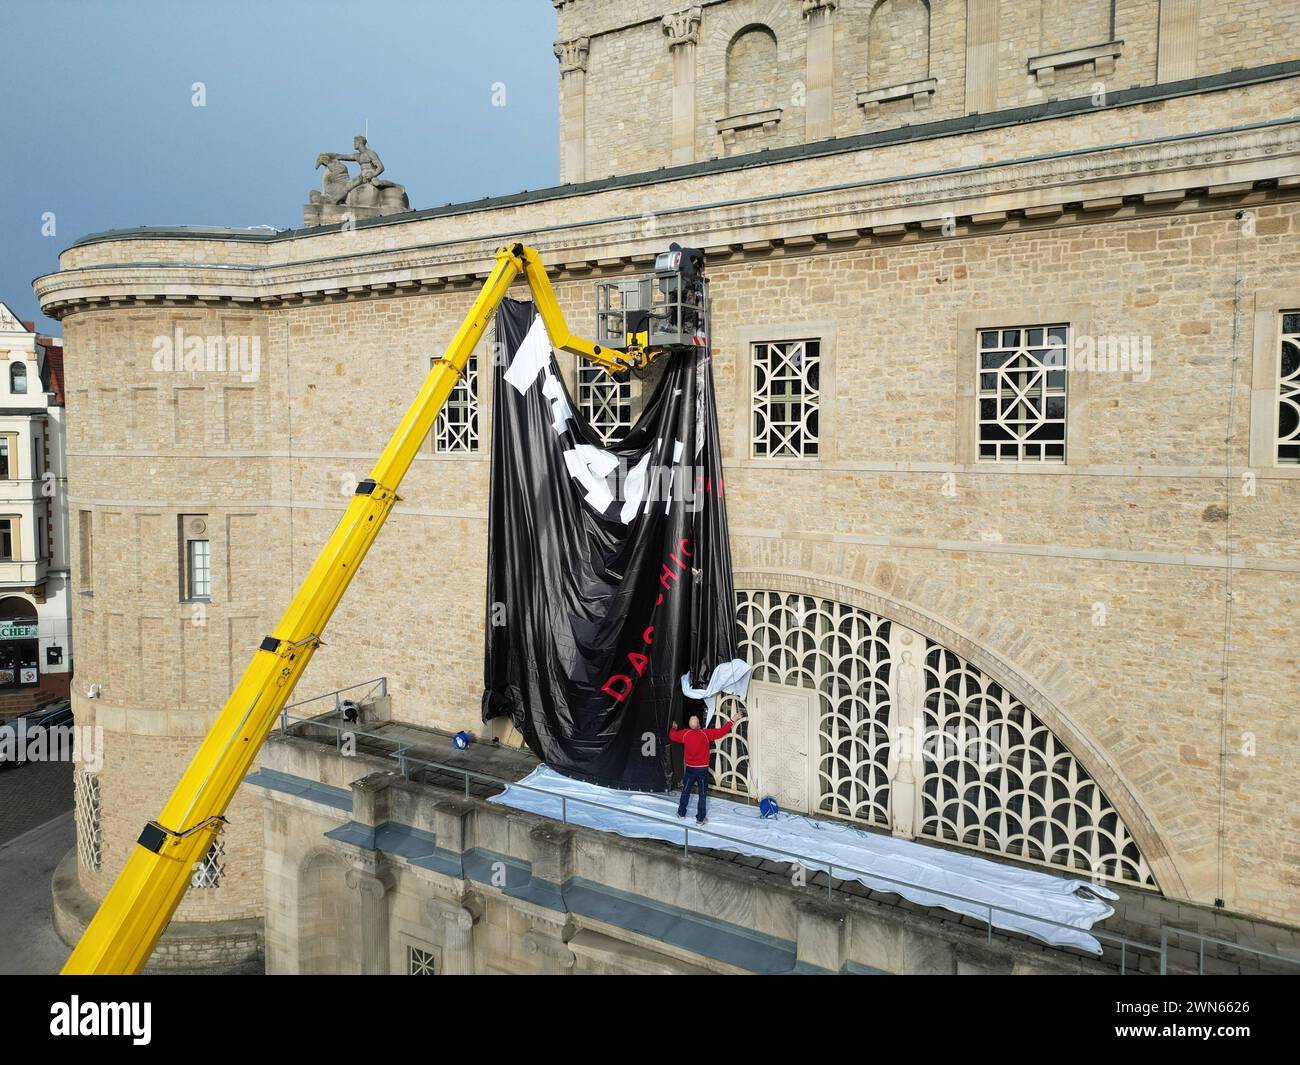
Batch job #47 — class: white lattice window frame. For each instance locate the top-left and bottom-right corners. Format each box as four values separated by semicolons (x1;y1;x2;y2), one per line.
74;769;102;872
734;321;835;465
712;591;894;829
432;353;480;454
1248;293;1300;472
407;944;438;975
191;836;225;889
576;363;634;445
1277;310;1300;465
717;587;1157;889
750;339;821;458
920;642;1156;887
957;307;1091;467
976;323;1070;463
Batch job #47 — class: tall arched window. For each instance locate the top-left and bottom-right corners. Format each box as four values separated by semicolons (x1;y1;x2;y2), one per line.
9;362;26;395
714;589;1158;888
868;0;931;89
726;25;778;116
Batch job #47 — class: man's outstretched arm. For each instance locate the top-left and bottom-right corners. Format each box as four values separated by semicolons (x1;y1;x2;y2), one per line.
702;716;737;740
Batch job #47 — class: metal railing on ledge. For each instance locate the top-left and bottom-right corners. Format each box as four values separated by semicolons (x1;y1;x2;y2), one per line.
281;677;387;724
275;694;1300;977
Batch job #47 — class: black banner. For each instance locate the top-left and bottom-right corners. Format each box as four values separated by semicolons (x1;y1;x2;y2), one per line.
481;299;749;791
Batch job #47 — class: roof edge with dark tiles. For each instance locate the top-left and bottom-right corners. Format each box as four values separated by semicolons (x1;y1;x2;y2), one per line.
66;60;1300;251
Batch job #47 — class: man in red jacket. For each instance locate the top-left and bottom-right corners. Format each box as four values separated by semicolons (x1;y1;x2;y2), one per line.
668;712;738;824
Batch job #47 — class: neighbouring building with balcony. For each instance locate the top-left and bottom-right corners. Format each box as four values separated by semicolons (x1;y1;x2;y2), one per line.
35;1;1300;973
0;302;71;715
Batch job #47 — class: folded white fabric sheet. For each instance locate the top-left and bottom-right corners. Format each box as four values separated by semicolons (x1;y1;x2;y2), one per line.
491;765;1119;955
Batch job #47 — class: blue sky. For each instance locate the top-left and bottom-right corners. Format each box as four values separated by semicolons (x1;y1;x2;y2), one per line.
0;0;560;333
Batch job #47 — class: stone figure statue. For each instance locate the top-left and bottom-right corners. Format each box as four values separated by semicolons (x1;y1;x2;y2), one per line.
304;135;410;226
311;153;353;205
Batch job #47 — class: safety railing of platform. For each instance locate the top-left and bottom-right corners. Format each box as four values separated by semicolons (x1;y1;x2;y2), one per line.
275;699;1300;976
1158;925;1300;976
280;677;388;731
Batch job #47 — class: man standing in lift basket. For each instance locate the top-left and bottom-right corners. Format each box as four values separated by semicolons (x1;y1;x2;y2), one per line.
669;713;739;824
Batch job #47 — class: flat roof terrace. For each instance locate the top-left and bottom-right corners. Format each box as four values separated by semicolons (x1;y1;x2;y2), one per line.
261;698;1300;975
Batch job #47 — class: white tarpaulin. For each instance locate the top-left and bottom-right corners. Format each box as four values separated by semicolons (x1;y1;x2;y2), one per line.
491;765;1119;955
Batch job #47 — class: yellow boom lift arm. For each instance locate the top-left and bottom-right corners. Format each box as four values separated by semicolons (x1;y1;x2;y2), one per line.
62;242;702;974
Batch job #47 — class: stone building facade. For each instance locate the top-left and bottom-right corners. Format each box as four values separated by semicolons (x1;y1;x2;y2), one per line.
0;304;72;716
36;0;1300;970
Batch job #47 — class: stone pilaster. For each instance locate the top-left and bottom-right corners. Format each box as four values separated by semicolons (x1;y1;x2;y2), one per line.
554;37;591;183
801;1;836;142
426;891;482;975
1157;0;1198;83
344;862;394;975
964;0;999;114
662;8;703;166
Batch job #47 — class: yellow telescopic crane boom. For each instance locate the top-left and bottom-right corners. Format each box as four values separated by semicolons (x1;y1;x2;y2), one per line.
62;243;665;974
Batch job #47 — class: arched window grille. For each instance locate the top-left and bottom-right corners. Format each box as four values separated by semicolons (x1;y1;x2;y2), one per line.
713;590;1157;888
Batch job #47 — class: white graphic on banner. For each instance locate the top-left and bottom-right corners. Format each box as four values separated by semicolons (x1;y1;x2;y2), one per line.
507;317;688;525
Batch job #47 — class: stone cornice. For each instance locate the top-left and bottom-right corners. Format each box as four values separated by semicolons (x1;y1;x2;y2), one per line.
35;121;1300;319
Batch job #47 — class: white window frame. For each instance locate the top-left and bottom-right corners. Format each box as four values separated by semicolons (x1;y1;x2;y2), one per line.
575;362;634;445
957;306;1092;467
975;323;1070;463
191;836;225;889
186;537;211;600
1275;310;1299;465
75;770;102;872
1248;291;1300;472
718;588;1157;888
407;944;438;975
433;354;478;453
734;320;836;466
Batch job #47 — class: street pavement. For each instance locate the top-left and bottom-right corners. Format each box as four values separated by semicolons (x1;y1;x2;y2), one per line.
0;759;76;974
0;809;74;974
0;758;73;844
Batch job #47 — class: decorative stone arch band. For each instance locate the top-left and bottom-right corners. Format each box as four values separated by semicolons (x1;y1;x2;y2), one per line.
728;568;1189;898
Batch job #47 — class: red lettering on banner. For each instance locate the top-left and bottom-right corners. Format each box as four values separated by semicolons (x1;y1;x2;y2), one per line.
600;534;694;708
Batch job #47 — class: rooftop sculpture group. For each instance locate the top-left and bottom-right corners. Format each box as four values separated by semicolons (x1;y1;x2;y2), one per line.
303;135;410;226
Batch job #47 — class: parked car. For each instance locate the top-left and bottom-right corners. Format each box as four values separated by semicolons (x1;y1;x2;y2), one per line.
0;698;73;768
